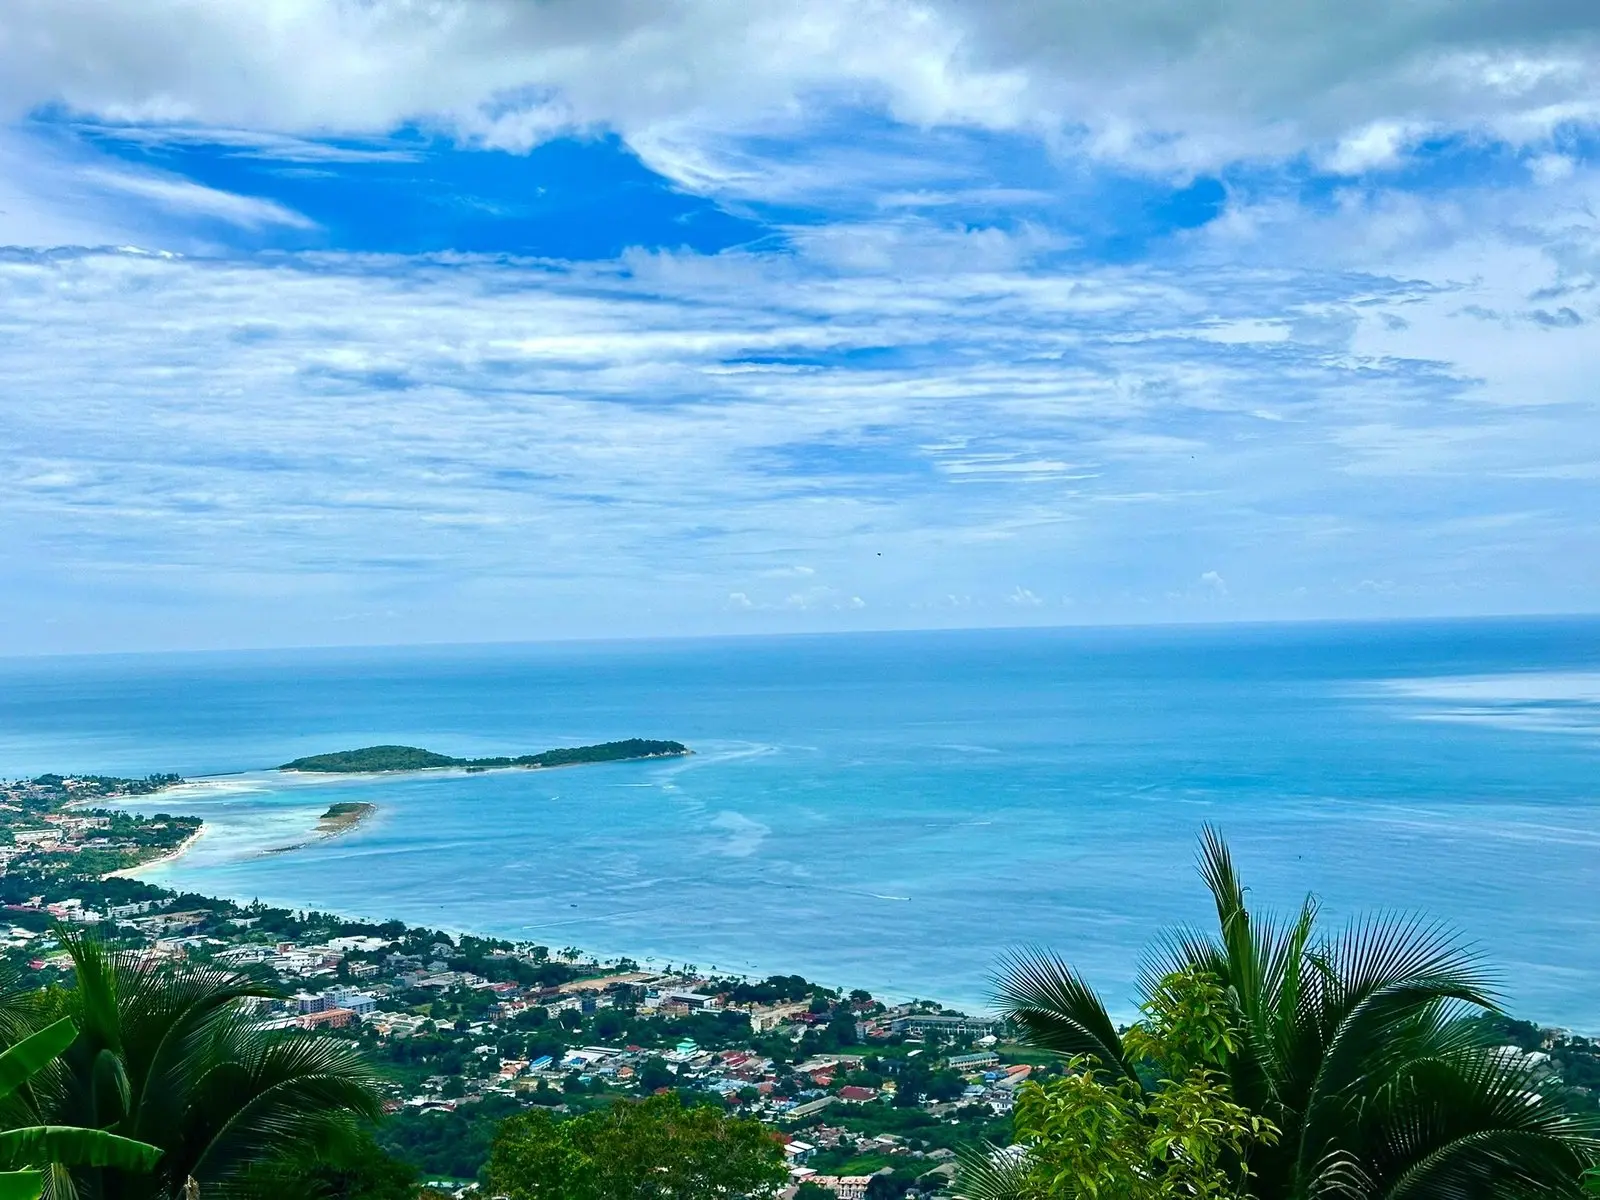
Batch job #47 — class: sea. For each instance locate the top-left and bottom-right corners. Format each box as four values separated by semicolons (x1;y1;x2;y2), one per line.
2;618;1598;1027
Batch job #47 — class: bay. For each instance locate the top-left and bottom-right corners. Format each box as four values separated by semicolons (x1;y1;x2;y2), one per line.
2;618;1598;1026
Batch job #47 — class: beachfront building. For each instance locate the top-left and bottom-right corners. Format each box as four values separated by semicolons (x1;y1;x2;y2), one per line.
890;1013;1000;1038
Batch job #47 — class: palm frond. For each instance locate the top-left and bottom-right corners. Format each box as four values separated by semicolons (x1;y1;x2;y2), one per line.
179;1028;381;1186
952;1143;1035;1200
1368;1050;1600;1199
1320;913;1496;1013
0;1170;43;1200
991;947;1134;1080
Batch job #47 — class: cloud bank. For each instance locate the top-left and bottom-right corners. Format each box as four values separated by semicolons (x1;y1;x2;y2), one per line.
0;2;1597;651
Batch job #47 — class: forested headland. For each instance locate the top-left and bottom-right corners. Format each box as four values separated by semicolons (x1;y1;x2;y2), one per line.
279;739;691;773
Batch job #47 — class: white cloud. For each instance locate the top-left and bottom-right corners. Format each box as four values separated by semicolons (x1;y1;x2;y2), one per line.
2;1;1599;181
1;205;1598;650
1322;121;1425;175
80;167;316;229
1529;152;1577;184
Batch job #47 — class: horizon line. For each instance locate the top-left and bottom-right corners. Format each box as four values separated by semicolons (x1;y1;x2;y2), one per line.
4;609;1598;664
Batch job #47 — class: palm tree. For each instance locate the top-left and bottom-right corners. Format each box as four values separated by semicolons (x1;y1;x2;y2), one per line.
13;932;384;1199
978;828;1600;1199
0;1017;161;1200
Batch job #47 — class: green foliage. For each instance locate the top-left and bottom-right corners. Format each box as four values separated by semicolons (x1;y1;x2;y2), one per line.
0;1014;162;1197
281;740;690;773
485;1092;786;1200
10;931;384;1199
975;828;1600;1200
988;967;1275;1200
243;1124;418;1200
376;1094;521;1183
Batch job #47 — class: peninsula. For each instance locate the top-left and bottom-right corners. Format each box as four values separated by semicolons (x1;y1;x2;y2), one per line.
278;738;691;774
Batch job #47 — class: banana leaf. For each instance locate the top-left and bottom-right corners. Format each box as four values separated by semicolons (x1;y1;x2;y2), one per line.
0;1126;161;1172
0;1019;78;1103
0;1169;43;1200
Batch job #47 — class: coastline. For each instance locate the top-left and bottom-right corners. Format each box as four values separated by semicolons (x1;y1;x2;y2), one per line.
104;824;206;879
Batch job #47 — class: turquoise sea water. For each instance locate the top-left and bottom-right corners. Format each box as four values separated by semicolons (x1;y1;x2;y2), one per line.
2;619;1598;1025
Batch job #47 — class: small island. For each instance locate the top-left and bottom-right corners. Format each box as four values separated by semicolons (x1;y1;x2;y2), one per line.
316;802;377;834
278;738;691;774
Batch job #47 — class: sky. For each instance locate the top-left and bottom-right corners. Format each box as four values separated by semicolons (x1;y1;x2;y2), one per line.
2;1;1599;654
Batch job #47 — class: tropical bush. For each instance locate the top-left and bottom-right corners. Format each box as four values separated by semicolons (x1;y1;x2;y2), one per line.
961;829;1600;1200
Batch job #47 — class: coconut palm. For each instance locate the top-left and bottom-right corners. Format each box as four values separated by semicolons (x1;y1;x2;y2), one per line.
13;932;383;1199
0;1017;161;1200
974;828;1600;1199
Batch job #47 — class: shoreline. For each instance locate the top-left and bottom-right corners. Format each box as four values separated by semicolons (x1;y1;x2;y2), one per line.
86;836;988;1015
104;824;206;879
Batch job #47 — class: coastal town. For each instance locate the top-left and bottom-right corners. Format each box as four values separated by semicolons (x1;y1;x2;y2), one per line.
4;771;1595;1198
0;773;1033;1196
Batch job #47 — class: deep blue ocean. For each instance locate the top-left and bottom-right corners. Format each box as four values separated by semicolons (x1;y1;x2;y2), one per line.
2;619;1598;1026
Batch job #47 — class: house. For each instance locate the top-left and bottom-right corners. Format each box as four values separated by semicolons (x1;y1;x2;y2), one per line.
781;1138;815;1165
836;1085;878;1103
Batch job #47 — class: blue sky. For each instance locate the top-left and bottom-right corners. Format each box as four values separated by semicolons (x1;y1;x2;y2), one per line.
2;2;1599;653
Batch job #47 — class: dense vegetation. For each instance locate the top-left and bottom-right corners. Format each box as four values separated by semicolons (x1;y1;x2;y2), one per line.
280;740;691;773
484;1092;786;1200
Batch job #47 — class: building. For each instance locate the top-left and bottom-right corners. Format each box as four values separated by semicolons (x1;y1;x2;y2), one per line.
785;1096;837;1119
948;1051;1001;1071
782;1138;815;1165
890;1013;1000;1038
298;1008;355;1030
748;1001;810;1032
807;1176;872;1200
328;989;376;1016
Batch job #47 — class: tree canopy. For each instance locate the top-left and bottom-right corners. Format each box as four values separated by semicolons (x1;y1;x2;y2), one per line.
485;1092;786;1200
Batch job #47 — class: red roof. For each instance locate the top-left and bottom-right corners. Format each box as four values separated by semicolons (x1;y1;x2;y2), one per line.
837;1085;877;1102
